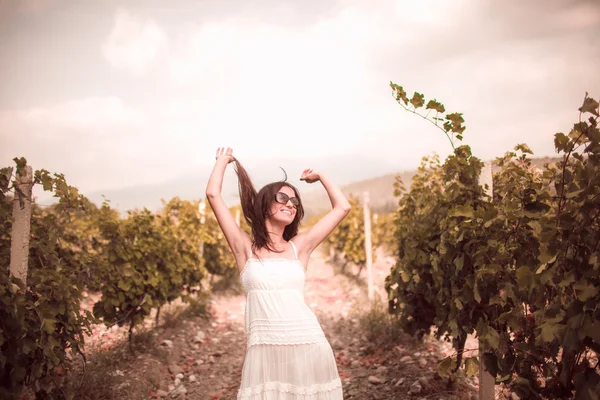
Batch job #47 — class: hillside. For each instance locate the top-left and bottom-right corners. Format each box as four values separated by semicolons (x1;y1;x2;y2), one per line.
300;156;561;218
300;171;411;218
69;155;560;218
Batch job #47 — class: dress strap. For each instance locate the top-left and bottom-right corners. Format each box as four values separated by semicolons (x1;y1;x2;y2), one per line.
290;241;298;260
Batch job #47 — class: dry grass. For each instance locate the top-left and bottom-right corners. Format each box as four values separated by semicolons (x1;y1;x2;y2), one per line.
352;298;410;353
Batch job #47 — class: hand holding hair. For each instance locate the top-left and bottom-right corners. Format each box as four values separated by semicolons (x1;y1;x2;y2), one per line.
215;147;235;164
299;168;320;184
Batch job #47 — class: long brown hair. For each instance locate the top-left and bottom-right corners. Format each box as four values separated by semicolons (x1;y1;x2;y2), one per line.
232;158;304;254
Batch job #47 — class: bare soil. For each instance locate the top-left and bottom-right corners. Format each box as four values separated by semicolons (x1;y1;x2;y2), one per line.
25;250;484;400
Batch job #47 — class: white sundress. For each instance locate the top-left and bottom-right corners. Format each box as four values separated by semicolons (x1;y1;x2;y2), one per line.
237;241;343;399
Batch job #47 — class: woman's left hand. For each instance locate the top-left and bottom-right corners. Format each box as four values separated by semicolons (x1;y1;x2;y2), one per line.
300;168;320;183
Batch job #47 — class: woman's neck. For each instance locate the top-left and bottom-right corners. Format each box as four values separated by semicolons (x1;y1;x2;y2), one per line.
265;220;286;248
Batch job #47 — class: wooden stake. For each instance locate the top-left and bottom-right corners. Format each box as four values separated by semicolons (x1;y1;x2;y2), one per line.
10;166;34;284
363;191;374;301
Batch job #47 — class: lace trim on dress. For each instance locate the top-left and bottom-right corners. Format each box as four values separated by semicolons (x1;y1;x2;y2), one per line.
247;318;326;347
247;332;327;347
237;378;342;398
248;317;318;326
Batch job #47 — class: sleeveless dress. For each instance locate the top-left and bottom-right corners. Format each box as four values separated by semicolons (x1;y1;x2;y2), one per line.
237;241;343;399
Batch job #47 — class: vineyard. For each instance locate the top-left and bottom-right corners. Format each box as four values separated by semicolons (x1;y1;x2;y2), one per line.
1;88;599;400
385;85;600;399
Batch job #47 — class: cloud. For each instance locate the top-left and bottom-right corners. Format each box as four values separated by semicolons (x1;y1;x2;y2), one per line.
484;0;600;40
102;8;168;75
2;0;599;203
0;97;173;194
161;7;400;161
0;0;59;14
159;0;594;167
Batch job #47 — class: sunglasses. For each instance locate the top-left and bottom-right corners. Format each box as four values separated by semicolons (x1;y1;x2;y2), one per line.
275;192;300;207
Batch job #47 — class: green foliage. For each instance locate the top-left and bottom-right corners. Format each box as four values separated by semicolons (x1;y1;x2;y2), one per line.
371;212;396;255
1;159;214;398
386;90;600;398
390;82;466;148
93;199;205;340
1;159;95;400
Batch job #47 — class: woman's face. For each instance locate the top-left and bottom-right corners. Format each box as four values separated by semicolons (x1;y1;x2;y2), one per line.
268;185;298;225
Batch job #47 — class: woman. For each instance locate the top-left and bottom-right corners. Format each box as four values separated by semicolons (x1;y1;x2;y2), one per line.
206;147;350;399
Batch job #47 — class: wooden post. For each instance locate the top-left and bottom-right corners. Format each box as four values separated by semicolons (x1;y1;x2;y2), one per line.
10;166;34;284
363;191;374;301
198;199;206;258
478;161;495;400
479;353;495;400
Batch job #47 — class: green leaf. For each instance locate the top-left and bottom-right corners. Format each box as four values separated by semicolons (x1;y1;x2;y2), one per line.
479;264;503;275
515;143;533;155
41;174;53;191
390;82;408;104
536;322;565;344
426;99;445;113
537;246;557;266
118;280;132;291
22;338;37;355
586;126;600;142
554;132;570;152
486;328;500;349
573;281;598;302
559;273;576;288
9;283;20;294
464;357;480;377
410;92;425;109
454;254;464;272
437;356;457;377
578;94;599;116
445;112;466;134
516;266;533;291
455;298;463;310
449;205;473;218
569;125;585;140
43;318;57;334
565;188;584;199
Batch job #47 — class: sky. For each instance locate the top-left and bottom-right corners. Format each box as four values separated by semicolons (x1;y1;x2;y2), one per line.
1;0;599;208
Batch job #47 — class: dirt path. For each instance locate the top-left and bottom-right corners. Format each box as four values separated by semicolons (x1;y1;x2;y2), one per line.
67;251;481;400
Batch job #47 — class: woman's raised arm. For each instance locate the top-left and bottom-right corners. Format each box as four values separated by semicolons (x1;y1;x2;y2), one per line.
293;169;351;258
205;147;251;267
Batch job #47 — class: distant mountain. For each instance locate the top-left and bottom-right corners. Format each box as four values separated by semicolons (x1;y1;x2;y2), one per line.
84;153;402;214
299;171;409;218
83;154;561;217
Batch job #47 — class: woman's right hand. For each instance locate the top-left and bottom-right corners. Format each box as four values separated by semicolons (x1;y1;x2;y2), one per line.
215;147;235;164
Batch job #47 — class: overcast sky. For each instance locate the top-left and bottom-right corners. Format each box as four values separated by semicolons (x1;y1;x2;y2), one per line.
1;0;599;201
